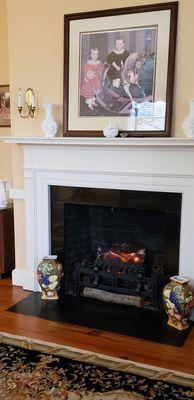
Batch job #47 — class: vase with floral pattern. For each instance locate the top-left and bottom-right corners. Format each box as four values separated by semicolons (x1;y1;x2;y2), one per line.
163;276;193;331
37;256;63;300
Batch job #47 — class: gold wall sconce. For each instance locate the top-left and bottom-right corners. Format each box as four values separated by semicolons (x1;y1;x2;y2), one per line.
18;88;35;118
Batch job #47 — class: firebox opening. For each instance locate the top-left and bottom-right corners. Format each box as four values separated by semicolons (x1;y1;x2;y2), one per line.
51;186;182;310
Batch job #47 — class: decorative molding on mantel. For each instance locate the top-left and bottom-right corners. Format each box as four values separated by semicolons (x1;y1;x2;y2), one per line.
1;135;194;148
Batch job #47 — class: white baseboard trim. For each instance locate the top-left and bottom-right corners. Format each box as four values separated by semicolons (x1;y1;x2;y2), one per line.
12;269;37;291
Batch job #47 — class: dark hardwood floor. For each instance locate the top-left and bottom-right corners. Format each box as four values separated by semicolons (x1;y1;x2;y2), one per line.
0;277;194;375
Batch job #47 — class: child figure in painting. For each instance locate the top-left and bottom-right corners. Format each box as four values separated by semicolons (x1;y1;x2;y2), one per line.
106;37;129;81
80;47;103;111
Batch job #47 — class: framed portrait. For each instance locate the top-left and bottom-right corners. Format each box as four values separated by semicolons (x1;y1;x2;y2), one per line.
0;85;11;127
64;2;178;137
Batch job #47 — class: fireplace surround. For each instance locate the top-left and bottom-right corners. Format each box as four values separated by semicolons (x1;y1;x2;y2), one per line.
3;137;194;292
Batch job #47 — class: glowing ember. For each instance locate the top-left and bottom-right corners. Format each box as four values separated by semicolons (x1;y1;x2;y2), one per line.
103;248;145;266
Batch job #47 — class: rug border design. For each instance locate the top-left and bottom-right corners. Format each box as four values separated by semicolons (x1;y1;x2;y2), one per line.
0;331;193;388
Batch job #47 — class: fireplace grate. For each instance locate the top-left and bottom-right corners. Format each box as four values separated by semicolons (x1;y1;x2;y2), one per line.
73;244;166;310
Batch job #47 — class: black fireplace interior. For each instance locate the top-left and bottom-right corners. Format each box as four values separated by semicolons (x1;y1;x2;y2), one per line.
51;186;182;311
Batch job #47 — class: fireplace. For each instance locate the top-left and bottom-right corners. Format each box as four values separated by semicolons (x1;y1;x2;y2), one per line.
4;136;194;344
51;186;182;310
4;136;194;296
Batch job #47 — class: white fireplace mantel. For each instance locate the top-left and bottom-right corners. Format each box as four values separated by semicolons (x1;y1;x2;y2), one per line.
2;135;194;291
3;136;194;147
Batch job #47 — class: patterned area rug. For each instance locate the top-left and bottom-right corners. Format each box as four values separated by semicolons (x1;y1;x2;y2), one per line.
0;332;193;399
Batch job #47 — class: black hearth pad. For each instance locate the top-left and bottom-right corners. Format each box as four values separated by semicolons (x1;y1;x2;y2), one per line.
8;293;192;347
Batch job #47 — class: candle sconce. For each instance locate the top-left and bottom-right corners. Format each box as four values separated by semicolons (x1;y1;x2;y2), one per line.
18;88;35;118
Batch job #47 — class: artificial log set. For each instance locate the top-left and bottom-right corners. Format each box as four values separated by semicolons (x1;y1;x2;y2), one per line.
73;242;166;310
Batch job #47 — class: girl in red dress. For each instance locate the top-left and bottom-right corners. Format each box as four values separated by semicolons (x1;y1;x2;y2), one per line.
80;48;103;111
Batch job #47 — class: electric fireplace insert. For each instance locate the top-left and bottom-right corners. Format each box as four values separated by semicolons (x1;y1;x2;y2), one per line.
51;186;182;311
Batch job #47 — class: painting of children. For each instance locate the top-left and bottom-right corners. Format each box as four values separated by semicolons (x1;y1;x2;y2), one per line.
79;27;157;117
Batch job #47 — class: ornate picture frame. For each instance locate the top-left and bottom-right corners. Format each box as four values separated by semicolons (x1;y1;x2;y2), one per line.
63;2;178;137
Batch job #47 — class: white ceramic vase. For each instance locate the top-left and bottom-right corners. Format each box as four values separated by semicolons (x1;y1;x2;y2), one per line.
0;180;9;208
41;103;58;137
182;100;194;137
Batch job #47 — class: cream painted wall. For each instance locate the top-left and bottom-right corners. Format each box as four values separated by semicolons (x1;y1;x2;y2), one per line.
0;0;12;181
6;0;194;272
0;0;9;83
7;0;194;139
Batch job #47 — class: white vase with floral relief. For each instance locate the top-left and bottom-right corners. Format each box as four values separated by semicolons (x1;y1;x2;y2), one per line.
182;100;194;137
41;103;58;137
0;180;9;208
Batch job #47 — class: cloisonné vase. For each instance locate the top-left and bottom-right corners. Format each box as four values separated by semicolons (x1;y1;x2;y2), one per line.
163;276;193;331
37;256;63;300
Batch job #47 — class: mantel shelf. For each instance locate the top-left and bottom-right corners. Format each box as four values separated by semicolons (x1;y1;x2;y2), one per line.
1;135;194;148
